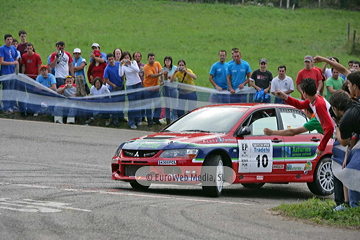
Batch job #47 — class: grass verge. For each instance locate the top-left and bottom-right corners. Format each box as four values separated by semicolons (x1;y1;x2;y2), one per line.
272;197;360;230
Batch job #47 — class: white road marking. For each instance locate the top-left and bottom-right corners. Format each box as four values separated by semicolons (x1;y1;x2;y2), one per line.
0;198;91;213
4;183;253;206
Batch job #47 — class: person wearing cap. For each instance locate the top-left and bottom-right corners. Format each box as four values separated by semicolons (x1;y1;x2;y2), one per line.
21;42;42;80
249;58;273;103
36;65;56;91
72;48;89;94
49;41;74;88
87;49;107;84
90;43;107;64
295;55;323;100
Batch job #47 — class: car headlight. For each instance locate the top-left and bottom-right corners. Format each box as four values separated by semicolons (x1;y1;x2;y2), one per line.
159;149;198;159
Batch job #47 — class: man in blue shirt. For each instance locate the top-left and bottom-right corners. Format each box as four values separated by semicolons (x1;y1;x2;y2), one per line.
72;48;89;94
209;50;229;103
104;53;125;126
227;50;252;103
0;34;19;113
36;65;56;90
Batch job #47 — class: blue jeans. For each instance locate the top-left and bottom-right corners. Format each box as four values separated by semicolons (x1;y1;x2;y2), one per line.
2;79;16;111
162;85;178;121
209;93;230;104
127;83;143;126
144;90;161;123
109;88;125;120
177;91;197;117
274;97;285;104
56;78;65;89
229;93;247;103
349;189;360;208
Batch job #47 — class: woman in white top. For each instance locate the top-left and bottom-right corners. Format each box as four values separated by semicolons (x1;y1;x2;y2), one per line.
162;56;178;124
86;77;110;124
119;51;143;129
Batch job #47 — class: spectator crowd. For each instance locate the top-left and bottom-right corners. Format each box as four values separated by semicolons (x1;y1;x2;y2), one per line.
1;31;360;209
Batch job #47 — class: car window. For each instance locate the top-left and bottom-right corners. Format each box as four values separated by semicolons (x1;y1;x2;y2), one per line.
164;106;247;133
280;110;312;134
251;117;278;135
243;109;278;136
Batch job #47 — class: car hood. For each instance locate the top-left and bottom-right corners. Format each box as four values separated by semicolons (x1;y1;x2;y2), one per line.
122;132;227;150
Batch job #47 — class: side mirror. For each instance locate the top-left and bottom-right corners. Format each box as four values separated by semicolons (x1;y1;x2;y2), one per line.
236;126;251;137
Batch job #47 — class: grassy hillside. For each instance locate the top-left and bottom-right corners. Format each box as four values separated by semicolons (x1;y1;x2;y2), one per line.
1;0;359;98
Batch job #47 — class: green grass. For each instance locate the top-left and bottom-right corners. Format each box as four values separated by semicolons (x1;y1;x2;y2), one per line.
273;198;360;229
1;0;360;99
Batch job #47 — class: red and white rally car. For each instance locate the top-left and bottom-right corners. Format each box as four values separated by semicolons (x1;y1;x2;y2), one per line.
111;103;334;197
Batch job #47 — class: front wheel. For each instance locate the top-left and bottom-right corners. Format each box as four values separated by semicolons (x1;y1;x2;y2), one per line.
241;183;265;189
130;181;150;190
307;157;334;196
202;154;224;197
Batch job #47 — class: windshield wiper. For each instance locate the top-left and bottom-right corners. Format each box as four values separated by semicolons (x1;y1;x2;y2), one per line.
180;129;211;133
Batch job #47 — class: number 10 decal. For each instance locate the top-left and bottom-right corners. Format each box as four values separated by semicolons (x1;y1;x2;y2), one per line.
256;154;269;168
238;140;273;173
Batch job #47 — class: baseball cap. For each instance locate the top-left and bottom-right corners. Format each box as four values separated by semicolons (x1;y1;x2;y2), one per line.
259;58;267;63
92;43;100;48
73;48;81;53
304;55;313;62
39;65;49;71
93;50;101;57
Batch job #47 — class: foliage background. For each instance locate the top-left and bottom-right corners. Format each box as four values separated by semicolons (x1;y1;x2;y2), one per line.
1;0;359;98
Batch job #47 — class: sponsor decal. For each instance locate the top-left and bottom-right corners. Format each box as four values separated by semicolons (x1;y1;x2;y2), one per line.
304;161;312;171
256;176;264;180
286;161;313;171
124;141;163;149
158;160;176;165
286;164;305;171
272;164;284;169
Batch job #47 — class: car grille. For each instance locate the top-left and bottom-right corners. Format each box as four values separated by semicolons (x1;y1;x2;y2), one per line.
123;150;159;158
124;165;149;176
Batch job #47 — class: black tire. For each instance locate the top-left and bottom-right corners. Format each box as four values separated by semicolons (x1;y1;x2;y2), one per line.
307;157;334;196
202;154;224;197
130;181;150;190
241;183;265;189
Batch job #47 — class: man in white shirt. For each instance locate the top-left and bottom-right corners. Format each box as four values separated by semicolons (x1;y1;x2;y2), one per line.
270;65;294;104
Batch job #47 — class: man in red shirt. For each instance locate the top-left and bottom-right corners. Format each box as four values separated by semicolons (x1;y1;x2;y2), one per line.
21;43;42;79
296;55;323;99
275;78;334;156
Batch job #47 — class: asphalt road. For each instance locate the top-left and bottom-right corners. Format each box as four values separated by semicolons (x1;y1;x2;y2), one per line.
0;119;358;240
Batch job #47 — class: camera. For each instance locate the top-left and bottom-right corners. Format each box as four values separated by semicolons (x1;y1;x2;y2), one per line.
67;84;72;88
179;67;184;71
57;50;63;57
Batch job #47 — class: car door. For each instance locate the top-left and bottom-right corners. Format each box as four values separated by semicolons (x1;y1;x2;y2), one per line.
237;108;285;175
279;108;321;174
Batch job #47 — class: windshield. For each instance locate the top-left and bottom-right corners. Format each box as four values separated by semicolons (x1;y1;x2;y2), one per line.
163;106;247;133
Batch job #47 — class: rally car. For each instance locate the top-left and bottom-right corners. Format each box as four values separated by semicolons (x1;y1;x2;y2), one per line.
111;103;334;197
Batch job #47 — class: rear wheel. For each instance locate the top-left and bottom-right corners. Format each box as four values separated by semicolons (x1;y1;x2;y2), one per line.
307;157;334;196
202;154;224;197
130;181;150;190
241;183;265;189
